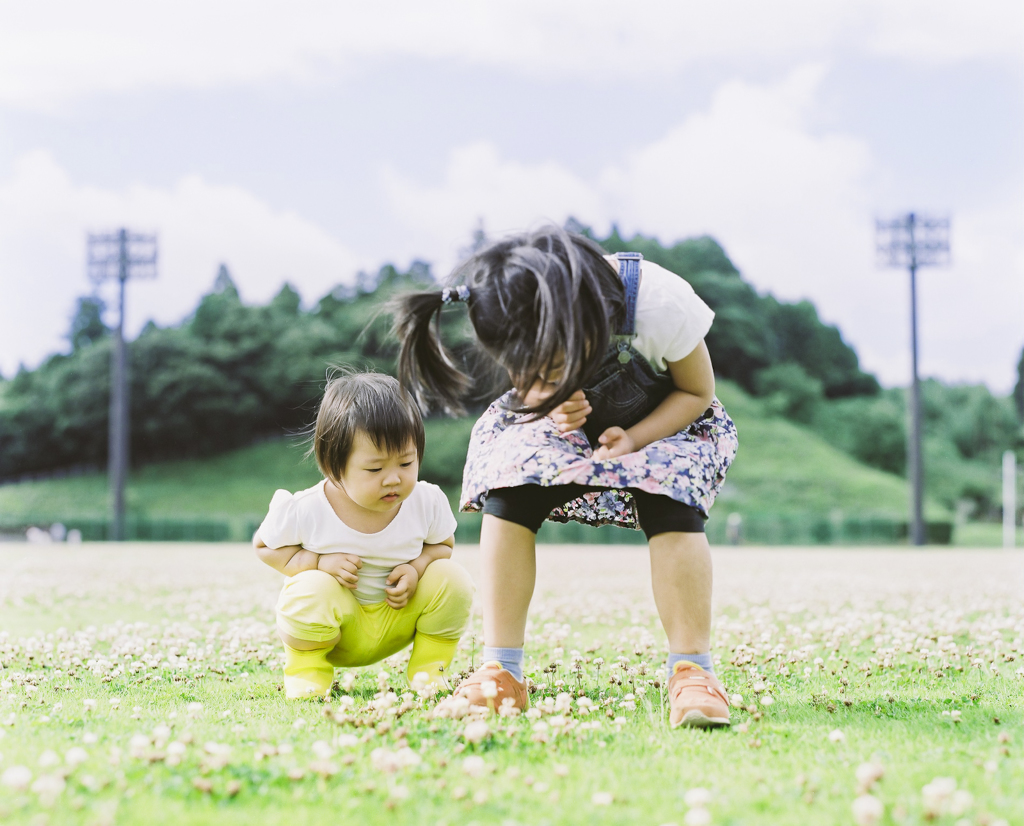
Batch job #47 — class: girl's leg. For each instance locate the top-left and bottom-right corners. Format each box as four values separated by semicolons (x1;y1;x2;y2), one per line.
479;514;537;649
276;570;357;699
633;491;729;728
648;531;713;655
479;483;599;652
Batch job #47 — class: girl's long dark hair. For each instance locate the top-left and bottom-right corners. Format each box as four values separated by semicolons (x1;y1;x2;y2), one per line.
393;225;625;418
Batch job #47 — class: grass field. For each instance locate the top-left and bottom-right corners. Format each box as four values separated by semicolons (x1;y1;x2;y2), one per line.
0;544;1021;825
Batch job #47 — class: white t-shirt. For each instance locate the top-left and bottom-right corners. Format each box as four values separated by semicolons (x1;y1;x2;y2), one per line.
257;480;458;605
608;256;715;372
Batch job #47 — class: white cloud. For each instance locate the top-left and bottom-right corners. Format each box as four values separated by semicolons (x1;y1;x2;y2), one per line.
0;150;362;376
381;143;604;271
381;66;1024;392
1;0;1019;111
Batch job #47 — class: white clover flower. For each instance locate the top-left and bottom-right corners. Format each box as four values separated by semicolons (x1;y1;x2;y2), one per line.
922;777;957;816
592;791;613;806
462;721;490;744
335;734;359;748
760;695;774;707
64;747;88;767
852;794;884;826
30;773;65;805
498;697;522;718
684;808;712;826
1;765;32;791
461;755;486;778
108;698;120;709
311;740;335;760
730;694;744;706
684;788;712;807
82;732;98;745
480;680;498;700
828;729;846;743
37;750;60;768
855;762;885;789
949;789;973;816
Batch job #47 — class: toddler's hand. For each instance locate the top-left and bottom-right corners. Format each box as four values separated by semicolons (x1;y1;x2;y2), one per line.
592;427;635;461
549;390;591;433
385;564;419;609
317;552;361;589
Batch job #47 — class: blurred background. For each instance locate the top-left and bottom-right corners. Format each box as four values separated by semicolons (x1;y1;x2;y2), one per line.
1;1;1022;545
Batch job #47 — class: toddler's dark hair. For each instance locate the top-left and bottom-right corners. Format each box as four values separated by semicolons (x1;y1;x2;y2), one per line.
393;225;625;417
310;371;425;481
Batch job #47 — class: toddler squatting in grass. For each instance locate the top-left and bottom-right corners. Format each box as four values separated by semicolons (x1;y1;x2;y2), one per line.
253;372;474;700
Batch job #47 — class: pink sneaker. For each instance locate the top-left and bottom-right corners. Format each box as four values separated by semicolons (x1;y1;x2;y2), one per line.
668;662;730;728
453;662;529;711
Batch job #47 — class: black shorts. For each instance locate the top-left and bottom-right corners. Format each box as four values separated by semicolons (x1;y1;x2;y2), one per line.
481;484;706;539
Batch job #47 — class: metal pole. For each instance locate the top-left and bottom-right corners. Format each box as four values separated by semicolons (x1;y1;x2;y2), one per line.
906;214;925;546
108;228;129;541
1004;450;1017;548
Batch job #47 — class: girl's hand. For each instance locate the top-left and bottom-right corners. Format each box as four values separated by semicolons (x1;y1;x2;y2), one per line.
549;390;591;433
385;563;419;609
593;427;635;460
317;552;362;589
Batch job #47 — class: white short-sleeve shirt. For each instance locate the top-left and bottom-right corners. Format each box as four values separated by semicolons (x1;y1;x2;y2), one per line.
609;256;715;372
257;480;457;605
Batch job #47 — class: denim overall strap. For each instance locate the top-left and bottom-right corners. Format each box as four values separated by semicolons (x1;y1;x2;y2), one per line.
615;252;642;336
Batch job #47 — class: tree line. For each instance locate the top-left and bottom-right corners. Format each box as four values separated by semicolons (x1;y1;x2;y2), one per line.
2;228;1021;518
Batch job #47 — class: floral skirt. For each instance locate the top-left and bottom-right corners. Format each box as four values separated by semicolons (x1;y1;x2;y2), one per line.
460;393;739;529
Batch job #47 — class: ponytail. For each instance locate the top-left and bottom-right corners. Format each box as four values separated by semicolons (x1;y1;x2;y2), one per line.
392;291;471;416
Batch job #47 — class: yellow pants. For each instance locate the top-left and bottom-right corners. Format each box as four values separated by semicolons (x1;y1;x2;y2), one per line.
276;558;474;698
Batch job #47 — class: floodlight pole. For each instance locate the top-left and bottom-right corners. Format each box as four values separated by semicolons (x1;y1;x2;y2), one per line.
875;212;950;546
87;228;157;541
906;217;924;547
110;237;128;541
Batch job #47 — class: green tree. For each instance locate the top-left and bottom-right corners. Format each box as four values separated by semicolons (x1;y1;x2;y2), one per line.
1014;346;1024;422
755;363;824;423
67;296;109;352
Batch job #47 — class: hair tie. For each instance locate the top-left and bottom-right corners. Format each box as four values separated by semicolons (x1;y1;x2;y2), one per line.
441;285;471;304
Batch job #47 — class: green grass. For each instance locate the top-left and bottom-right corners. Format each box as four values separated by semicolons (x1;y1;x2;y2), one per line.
0;544;1020;825
952;522;1024;547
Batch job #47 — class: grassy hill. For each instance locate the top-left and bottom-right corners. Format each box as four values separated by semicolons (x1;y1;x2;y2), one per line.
0;382;951;544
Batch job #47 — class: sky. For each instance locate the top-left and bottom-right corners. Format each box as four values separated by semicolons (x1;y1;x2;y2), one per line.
1;1;1022;392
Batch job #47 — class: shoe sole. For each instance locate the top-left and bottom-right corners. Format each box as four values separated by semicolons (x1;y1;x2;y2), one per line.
672;710;731;729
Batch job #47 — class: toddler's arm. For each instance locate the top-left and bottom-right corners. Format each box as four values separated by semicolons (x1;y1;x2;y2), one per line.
594;340;716;460
384;535;455;609
253;532;319;577
253;532;363;587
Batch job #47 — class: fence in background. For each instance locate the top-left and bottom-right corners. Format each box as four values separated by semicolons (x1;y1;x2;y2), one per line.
1;512;953;545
